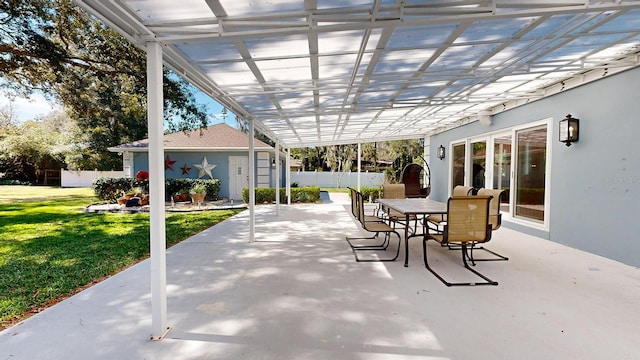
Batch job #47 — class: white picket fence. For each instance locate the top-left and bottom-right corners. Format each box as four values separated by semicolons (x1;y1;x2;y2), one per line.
290;171;384;188
61;170;125;187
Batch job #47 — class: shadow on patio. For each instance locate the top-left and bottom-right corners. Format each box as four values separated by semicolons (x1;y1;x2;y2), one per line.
1;193;639;359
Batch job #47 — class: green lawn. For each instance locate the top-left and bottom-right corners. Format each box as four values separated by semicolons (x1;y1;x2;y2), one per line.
0;186;243;329
320;187;350;193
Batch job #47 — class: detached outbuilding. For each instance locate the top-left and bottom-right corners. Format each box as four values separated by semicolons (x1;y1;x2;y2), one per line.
108;123;285;200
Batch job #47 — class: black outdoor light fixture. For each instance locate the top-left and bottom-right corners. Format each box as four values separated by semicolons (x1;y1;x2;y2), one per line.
437;145;446;160
559;114;579;146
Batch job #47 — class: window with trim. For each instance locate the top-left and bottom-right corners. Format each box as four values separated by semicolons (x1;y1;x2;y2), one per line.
447;120;550;229
514;124;547;223
451;142;465;191
492;134;512;214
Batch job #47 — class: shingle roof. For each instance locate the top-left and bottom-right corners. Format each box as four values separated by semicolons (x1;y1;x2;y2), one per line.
109;123;273;152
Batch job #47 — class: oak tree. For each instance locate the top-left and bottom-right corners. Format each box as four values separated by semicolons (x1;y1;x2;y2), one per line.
1;0;208;170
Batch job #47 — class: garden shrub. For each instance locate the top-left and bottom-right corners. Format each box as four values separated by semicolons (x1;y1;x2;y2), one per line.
360;186;382;202
92;177;145;201
93;177;221;202
164;178;221;201
242;186;320;204
0;179;32;185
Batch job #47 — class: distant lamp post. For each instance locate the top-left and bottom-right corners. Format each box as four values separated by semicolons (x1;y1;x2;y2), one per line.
559;114;579;146
437;145;446;160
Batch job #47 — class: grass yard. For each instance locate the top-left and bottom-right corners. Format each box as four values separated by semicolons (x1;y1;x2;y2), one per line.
0;186;244;330
320;188;349;193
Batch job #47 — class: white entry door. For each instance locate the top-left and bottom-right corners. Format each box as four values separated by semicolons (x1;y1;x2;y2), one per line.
229;156;249;200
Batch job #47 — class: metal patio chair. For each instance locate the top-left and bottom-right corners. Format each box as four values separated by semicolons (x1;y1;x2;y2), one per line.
467;188;509;263
348;190;401;262
425;185;474;232
422;195;498;286
380;183;419;233
346;187;387;250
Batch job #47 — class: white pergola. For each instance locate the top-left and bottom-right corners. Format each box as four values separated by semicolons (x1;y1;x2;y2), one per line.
74;0;640;339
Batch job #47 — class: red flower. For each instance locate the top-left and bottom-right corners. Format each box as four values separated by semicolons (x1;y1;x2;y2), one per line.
136;170;149;181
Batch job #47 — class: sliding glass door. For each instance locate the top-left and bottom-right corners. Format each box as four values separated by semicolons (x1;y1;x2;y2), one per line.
514;124;548;223
492;134;512;213
446;120;550;228
451;142;466;191
471;140;487;189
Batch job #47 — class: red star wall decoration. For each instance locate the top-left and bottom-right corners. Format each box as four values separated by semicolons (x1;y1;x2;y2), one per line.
181;164;191;175
164;155;176;170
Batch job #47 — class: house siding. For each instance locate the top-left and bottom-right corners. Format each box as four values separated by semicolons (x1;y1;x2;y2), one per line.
429;66;640;267
133;150;284;200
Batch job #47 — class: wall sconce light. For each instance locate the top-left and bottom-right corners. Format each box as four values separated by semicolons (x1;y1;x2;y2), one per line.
437;145;445;160
559;114;579;146
271;158;276;168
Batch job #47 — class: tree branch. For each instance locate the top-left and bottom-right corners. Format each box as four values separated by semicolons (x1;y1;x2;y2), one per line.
0;44;139;77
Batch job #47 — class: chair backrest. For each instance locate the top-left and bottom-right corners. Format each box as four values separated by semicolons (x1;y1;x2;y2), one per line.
382;183;405;199
347;187;358;219
476;188;505;230
452;185;473;196
445;195;492;244
355;191;367;226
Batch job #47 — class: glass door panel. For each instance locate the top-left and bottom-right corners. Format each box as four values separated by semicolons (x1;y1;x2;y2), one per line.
471;140;487;189
515;125;547;222
451;143;466;191
492;134;512;213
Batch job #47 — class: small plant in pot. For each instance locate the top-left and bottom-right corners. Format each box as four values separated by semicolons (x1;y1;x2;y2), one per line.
173;186;190;202
124;188;137;199
190;184;207;206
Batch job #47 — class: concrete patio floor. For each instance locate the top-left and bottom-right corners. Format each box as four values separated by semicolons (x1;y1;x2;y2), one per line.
1;192;639;359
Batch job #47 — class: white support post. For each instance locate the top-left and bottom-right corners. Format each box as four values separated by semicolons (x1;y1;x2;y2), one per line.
275;141;280;216
357;143;361;191
423;136;430;197
147;41;169;341
248;119;255;242
423;136;430;162
286;148;291;205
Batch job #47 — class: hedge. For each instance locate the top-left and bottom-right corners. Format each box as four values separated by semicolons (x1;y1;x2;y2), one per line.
164;178;221;201
0;179;32;185
93;177;221;202
242;186;321;204
360;186;382;202
345;186;382;204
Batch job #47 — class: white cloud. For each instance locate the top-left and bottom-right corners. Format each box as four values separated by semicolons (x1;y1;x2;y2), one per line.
0;91;61;121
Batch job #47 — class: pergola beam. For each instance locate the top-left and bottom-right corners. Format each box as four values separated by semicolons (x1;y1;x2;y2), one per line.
147;2;640;43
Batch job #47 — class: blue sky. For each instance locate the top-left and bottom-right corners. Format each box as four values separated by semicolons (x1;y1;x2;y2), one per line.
197;92;237;127
0;90;61;121
0;88;235;128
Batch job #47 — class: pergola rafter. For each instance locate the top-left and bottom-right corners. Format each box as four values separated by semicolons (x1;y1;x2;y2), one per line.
76;0;640;148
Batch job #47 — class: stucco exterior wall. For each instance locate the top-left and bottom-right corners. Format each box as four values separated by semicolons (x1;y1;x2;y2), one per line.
429;66;640;267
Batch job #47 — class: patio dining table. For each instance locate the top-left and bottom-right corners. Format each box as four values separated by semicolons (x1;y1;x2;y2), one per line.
376;198;447;267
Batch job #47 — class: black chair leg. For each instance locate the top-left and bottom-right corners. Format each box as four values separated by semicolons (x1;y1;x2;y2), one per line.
459;245;498;286
468;245;509;264
346;232;389;250
444;243;507;267
352;232;401;262
423;241;498;286
423;238;453;287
